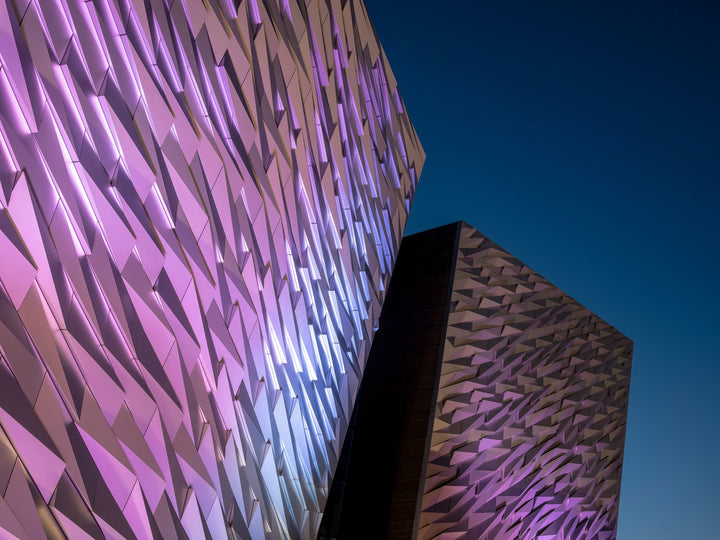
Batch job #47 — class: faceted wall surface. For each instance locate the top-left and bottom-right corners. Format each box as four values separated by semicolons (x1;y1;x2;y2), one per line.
418;223;632;540
322;222;632;540
0;0;423;538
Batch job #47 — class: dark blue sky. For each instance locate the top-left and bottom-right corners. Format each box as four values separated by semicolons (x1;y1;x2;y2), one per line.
364;1;720;538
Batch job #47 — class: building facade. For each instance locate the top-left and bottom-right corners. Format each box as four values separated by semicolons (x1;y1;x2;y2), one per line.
0;0;422;538
322;222;632;540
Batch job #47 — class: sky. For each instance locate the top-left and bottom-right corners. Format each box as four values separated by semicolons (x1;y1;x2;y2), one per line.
363;1;720;538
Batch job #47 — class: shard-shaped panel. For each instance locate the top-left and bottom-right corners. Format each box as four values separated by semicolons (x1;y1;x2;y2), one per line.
418;223;632;540
0;0;423;537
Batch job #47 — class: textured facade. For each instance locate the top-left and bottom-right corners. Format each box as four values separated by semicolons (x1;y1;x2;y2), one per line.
419;223;632;540
0;0;423;538
324;222;632;540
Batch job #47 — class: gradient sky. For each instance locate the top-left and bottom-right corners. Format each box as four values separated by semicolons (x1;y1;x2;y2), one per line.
363;1;720;538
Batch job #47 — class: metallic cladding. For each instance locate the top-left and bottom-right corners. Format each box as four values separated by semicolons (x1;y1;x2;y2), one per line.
418;223;632;540
0;0;423;537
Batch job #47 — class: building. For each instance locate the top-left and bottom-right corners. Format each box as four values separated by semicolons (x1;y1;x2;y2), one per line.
321;222;632;540
0;0;422;538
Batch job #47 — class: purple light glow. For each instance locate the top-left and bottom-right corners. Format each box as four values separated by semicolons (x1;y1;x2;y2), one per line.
0;0;423;538
417;224;631;540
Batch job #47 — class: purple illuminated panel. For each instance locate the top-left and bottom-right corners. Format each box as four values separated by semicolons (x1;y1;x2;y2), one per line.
0;0;423;538
418;224;631;540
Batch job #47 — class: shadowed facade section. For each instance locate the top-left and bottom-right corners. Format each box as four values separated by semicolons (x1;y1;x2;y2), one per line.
319;223;460;539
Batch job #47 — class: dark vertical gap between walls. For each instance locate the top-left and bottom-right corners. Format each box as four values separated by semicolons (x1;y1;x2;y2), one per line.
318;222;461;539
